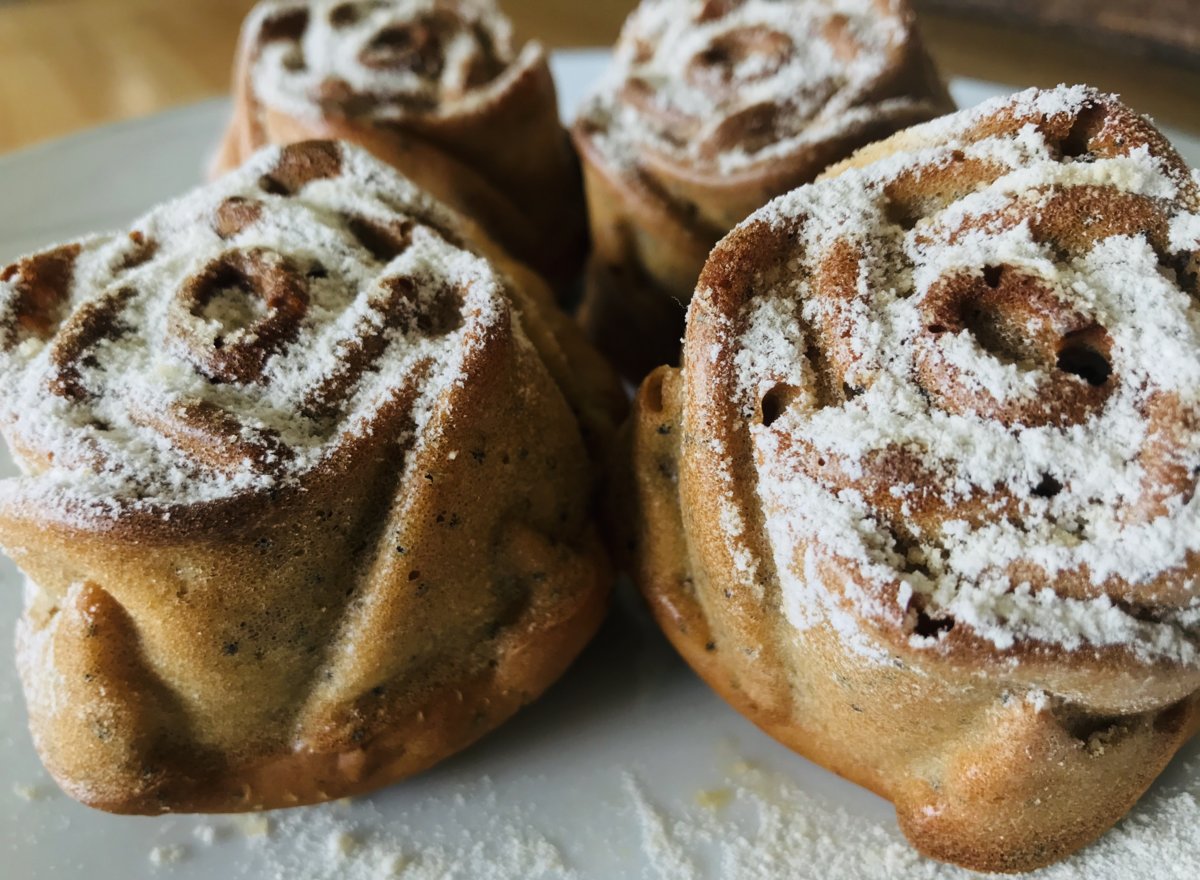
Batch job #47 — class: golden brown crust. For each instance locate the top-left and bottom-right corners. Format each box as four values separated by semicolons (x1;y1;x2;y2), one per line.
0;140;621;815
214;0;587;293
18;539;609;813
620;87;1200;872
572;0;954;380
624;366;1200;873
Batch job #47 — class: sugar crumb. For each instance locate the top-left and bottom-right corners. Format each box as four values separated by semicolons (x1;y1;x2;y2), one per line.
11;782;48;801
235;814;272;839
148;844;187;868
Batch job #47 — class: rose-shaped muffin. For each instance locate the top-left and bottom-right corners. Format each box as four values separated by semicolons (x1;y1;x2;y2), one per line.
215;0;587;292
620;87;1200;871
0;140;623;814
573;0;953;379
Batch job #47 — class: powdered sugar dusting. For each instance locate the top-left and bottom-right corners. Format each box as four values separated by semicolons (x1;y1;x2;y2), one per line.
578;0;943;173
735;295;813;418
705;86;1200;664
0;142;510;520
628;752;1200;879
248;0;539;122
235;793;572;879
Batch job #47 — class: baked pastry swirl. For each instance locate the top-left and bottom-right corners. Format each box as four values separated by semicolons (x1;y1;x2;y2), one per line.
215;0;586;292
621;87;1200;871
573;0;953;378
0;140;623;814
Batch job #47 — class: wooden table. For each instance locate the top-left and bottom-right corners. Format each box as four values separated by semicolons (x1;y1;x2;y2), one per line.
0;0;1197;154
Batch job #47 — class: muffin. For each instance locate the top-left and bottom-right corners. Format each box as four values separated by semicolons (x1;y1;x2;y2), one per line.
0;140;623;813
620;86;1200;871
573;0;953;378
215;0;587;293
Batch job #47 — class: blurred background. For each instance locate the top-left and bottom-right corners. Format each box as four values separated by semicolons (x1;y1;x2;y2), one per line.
0;0;1195;152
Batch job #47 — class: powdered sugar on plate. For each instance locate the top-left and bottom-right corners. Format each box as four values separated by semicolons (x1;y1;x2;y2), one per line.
4;565;1199;879
217;783;573;880
627;748;1200;880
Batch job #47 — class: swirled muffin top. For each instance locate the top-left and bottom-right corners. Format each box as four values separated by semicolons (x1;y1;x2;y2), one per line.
692;86;1200;665
0;141;521;516
244;0;538;120
578;0;947;174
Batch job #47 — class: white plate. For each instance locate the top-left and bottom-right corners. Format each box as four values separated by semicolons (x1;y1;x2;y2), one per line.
1;49;1198;880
